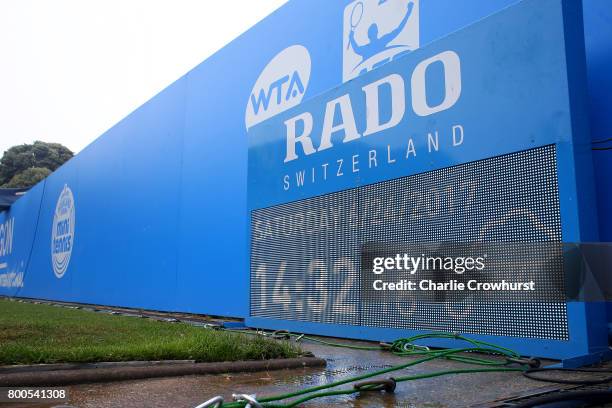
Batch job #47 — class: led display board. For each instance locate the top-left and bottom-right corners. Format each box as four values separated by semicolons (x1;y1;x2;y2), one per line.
251;146;569;340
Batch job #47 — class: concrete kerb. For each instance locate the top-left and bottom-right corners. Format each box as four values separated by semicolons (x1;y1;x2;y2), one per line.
0;357;327;386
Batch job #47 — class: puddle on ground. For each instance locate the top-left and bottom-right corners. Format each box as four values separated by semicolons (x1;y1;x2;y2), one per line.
20;340;561;408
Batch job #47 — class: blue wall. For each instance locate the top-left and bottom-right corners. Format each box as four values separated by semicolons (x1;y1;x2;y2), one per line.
0;0;610;321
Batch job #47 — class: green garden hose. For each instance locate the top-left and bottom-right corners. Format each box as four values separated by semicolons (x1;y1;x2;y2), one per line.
218;330;529;408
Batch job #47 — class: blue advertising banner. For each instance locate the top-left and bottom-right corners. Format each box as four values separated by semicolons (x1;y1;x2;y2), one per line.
246;0;607;362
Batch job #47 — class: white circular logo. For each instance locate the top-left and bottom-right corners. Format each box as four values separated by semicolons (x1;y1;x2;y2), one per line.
51;184;75;278
245;45;311;130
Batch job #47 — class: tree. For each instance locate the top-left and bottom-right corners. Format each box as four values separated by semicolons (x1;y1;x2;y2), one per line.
3;167;52;188
0;141;73;188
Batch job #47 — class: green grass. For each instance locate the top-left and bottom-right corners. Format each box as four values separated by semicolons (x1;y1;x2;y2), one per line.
0;299;301;365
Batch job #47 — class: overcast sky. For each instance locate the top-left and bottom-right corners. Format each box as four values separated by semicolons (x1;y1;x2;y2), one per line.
0;0;287;155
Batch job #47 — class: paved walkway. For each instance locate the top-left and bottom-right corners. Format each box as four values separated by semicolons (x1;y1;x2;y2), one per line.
22;338;572;408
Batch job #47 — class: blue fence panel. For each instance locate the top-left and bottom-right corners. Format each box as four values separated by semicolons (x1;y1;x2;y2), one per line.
0;182;45;298
0;0;609;334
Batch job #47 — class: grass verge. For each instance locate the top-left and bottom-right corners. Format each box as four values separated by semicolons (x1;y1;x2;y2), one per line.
0;299;301;365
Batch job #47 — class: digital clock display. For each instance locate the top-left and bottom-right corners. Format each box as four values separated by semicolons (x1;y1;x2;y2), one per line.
250;145;568;340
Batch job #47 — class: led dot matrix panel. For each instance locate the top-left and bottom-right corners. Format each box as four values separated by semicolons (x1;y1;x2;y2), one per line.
250;146;568;340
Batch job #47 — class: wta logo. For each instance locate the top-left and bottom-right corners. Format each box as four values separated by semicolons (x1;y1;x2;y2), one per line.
51;184;75;279
245;45;311;130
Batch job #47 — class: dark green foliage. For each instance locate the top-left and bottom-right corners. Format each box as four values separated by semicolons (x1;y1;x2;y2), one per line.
3;167;51;188
0;141;73;188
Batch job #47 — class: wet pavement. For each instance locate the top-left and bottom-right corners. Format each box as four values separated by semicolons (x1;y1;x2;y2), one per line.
7;338;573;408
